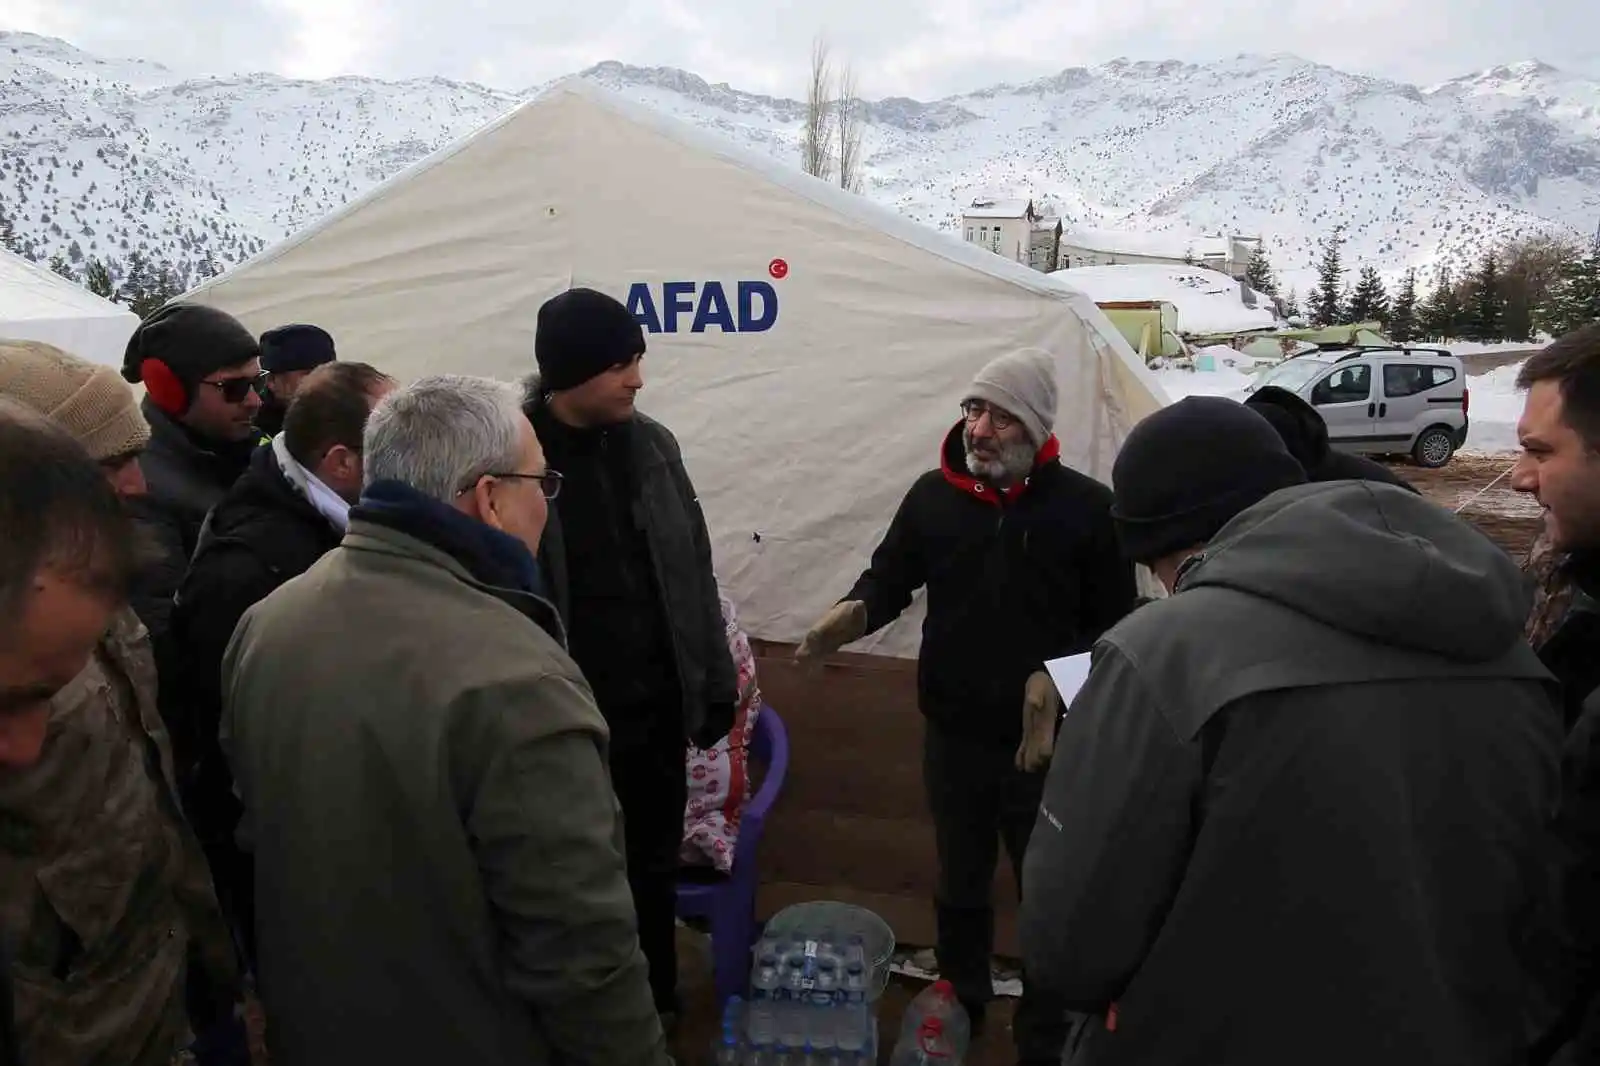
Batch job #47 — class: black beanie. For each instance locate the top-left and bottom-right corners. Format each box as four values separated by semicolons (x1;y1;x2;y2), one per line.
260;324;336;373
121;302;260;391
535;288;646;392
1111;396;1308;564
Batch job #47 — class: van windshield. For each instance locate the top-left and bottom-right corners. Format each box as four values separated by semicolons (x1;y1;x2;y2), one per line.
1254;357;1331;394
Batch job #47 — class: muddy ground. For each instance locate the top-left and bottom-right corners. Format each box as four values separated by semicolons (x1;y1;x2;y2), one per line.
1401;452;1541;560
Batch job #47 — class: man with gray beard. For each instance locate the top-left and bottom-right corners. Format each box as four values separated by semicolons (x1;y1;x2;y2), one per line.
796;348;1136;1066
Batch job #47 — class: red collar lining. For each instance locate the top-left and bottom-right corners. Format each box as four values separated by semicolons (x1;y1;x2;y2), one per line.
940;425;1060;506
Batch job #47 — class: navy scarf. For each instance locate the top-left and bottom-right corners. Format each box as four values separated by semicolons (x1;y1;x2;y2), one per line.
351;479;547;599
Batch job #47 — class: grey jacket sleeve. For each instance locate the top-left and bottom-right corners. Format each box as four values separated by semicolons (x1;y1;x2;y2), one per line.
466;674;668;1066
1020;642;1202;1013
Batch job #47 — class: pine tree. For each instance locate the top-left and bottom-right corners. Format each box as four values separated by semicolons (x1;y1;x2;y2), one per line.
47;254;73;280
1311;228;1345;327
0;204;14;252
84;257;114;300
1387;269;1419;342
1420;266;1462;341
1464;251;1506;342
1244;246;1278;296
1541;240;1600;336
1282;287;1302;319
1348;266;1390;324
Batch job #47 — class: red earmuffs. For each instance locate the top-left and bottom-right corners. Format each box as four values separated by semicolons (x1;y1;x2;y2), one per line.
140;357;188;415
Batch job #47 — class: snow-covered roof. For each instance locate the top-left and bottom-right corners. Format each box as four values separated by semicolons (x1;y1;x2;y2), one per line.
1063;226;1234;261
1056;263;1278;335
963;198;1032;220
0;248;139;366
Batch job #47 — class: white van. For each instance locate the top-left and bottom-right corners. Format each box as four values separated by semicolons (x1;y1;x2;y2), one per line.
1248;346;1470;468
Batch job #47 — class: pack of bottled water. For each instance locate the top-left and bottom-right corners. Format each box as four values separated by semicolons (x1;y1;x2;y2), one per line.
711;925;879;1066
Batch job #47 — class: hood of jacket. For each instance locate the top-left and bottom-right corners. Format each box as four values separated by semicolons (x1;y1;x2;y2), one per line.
1245;385;1330;473
1179;479;1532;663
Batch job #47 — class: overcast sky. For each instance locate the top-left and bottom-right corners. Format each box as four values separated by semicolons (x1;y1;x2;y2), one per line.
2;0;1597;99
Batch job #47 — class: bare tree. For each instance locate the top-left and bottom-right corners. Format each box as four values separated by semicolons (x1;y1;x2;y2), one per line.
835;62;863;193
802;37;835;182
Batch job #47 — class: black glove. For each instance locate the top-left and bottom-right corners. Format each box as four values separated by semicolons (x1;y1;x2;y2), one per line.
692;701;738;750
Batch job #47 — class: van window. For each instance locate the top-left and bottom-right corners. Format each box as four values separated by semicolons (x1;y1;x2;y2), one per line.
1311;364;1371;405
1383;364;1457;397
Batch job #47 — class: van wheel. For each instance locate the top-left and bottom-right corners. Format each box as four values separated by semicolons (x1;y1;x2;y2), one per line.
1412;426;1456;468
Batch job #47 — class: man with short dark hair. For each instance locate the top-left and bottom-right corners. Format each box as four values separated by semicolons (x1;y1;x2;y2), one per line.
523;286;738;1021
256;324;336;437
1024;395;1560;1066
171;361;395;963
1511;321;1600;1062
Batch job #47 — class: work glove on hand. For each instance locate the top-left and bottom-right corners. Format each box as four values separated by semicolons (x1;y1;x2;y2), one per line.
794;600;868;669
1015;670;1060;772
692;701;738;750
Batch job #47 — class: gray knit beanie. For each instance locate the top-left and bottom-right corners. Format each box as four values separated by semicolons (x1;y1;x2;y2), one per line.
964;348;1058;446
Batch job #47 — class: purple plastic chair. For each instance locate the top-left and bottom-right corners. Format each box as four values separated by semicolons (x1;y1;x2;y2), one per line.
676;704;789;1010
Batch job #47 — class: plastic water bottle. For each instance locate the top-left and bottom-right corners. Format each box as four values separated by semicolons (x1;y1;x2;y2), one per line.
773;1040;799;1066
811;958;839;1008
843;933;868;971
746;1039;773;1066
888;980;970;1066
778;960;808;1050
752;953;781;1001
836;1002;871;1066
842;959;868;1006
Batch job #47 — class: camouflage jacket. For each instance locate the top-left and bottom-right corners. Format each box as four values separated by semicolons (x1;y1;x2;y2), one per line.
0;608;239;1066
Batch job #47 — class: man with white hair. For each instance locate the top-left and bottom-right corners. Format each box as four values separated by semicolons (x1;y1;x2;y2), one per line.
219;375;667;1066
795;348;1137;1066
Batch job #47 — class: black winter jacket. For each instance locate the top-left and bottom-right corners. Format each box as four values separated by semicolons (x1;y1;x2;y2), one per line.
1023;481;1561;1066
523;380;738;743
1530;554;1600;1063
845;422;1137;746
128;400;265;640
169;444;344;842
1246;385;1419;491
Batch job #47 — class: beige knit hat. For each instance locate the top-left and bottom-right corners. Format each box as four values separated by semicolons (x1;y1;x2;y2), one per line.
0;339;150;461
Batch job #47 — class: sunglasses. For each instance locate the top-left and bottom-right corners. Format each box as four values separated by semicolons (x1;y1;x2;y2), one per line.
198;373;267;404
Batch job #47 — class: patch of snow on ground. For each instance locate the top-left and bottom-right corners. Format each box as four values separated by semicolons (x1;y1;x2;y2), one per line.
1443;339;1550;356
1462;363;1527;454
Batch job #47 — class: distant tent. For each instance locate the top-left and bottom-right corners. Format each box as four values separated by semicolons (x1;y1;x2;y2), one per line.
184;78;1167;654
0;248;138;367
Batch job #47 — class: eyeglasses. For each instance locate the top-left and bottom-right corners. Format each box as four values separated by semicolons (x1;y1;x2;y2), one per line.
198;373;267;404
458;469;564;500
961;400;1016;431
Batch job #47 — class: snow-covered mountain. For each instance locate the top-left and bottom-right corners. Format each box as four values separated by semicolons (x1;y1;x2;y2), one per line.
2;31;1597;294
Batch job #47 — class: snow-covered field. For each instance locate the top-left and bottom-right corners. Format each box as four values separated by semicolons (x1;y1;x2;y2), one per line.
1156;360;1526;455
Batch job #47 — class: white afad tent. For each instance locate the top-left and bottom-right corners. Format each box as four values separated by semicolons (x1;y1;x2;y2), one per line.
0;248;139;367
183;78;1168;655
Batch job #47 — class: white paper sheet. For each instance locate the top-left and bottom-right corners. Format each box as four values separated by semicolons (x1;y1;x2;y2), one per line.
1044;653;1094;712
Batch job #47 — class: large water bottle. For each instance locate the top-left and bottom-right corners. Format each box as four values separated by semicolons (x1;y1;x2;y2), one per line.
887;980;970;1066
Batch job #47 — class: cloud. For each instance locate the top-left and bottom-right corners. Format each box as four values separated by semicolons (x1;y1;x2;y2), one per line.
0;0;1595;98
